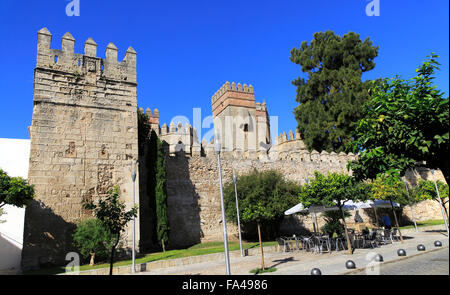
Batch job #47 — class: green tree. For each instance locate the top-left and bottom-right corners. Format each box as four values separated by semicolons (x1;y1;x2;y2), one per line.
223;170;300;241
290;31;379;153
138;108;169;252
320;210;350;238
349;54;449;184
72;218;115;266
298;171;370;253
83;186;138;275
0;168;34;209
155;136;169;252
415;179;449;221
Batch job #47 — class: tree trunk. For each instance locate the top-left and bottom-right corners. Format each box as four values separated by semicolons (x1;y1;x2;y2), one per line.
438;162;449;186
390;198;403;243
162;239;166;253
109;234;120;275
340;206;353;255
89;252;95;266
109;247;115;275
257;222;265;270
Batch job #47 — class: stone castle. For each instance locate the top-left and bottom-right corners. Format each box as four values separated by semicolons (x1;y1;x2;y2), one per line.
22;29;447;270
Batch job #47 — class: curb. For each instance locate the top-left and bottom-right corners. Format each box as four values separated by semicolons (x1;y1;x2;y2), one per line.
339;245;449;275
62;245;279;275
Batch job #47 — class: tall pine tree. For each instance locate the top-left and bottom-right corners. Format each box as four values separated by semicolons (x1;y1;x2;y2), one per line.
290;31;378;152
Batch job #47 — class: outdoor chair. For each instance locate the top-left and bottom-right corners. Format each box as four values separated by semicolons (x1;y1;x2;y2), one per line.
276;237;291;252
333;235;346;251
300;236;315;252
391;228;401;242
362;231;378;249
379;229;393;245
313;235;331;254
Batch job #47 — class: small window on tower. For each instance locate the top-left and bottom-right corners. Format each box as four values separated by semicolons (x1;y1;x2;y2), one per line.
243;124;249;132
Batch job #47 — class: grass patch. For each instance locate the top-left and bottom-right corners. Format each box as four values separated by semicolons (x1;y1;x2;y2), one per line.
250;267;277;275
399;219;445;230
24;240;278;275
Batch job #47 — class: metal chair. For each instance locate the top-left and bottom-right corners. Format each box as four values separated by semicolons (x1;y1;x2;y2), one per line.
362;231;378;248
276;237;291;252
379;229;393;245
333;235;346;251
300;236;315;252
313;235;331;254
391;228;401;242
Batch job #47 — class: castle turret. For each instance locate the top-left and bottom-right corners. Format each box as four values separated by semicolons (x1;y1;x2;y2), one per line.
211;82;271;153
23;28;139;271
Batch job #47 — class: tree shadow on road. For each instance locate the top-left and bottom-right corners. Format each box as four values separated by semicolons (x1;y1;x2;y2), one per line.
269;256;298;268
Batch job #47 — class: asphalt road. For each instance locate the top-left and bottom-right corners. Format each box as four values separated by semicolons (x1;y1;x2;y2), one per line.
349;247;449;275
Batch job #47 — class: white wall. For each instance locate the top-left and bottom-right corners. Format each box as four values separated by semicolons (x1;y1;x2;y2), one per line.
0;138;30;274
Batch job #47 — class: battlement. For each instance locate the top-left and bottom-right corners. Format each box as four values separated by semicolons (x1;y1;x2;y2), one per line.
211;81;254;104
36;27;137;84
159;122;200;155
145;107;159;125
211;82;256;117
255;102;267;112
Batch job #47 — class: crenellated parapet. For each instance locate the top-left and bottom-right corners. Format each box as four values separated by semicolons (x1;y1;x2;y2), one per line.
158;121;200;155
211;81;254;105
36;27;137;84
270;129;357;166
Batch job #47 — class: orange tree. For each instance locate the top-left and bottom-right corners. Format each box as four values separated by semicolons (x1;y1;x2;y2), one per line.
223;169;300;241
349;54;449;184
298;171;370;253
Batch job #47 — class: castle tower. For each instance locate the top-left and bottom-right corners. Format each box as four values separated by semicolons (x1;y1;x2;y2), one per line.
211;82;271;153
22;28;139;270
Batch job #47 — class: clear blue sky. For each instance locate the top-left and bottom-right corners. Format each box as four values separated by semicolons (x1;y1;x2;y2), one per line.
0;0;448;140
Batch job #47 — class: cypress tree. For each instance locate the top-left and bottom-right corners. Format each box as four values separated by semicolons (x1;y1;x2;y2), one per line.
155;137;169;251
290;31;379;152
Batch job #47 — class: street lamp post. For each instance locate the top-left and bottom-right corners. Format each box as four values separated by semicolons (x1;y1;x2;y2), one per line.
131;161;137;274
233;169;244;257
431;169;449;237
215;137;231;275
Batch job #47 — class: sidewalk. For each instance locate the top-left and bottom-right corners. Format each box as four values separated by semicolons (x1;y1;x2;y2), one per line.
135;226;448;275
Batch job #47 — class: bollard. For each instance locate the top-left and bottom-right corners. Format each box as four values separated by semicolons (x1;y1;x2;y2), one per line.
434;240;442;247
311;268;322;275
374;254;384;262
417;244;426;251
397;249;406;256
345;260;356;269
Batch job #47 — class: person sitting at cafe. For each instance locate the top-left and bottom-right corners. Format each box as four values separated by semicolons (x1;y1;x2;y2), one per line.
361;227;370;236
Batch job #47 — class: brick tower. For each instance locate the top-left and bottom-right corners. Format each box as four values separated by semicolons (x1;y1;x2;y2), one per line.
211;82;271;153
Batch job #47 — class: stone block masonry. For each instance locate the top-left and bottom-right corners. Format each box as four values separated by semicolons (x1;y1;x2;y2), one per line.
22;28;139;271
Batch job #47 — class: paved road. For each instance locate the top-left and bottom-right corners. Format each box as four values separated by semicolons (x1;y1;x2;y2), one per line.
348;247;449;275
135;230;448;275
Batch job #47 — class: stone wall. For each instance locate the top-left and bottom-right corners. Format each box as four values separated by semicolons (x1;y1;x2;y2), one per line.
22;28;139;270
165;149;353;247
162;148;447;247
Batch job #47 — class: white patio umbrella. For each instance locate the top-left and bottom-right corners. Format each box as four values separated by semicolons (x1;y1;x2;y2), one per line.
284;203;305;215
348;199;400;227
285;203;339;234
284;203;322;234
